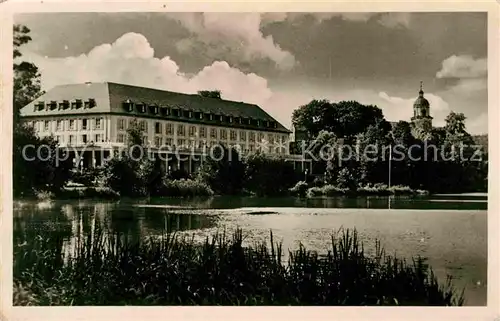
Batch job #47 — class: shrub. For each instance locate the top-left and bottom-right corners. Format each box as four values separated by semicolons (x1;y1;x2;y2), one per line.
245;153;298;196
289;181;309;197
161;179;214;197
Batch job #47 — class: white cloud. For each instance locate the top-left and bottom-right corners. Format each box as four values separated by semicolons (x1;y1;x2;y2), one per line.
378;91;451;127
169;13;295;71
436;55;487;79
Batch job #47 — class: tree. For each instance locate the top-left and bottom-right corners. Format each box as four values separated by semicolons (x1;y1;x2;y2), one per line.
13;25;44;124
198;90;222;99
292;99;386;141
245;153;297;196
196;144;246;195
12;24;73;197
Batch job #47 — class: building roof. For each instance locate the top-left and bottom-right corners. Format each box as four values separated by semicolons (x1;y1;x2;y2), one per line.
20;82;291;133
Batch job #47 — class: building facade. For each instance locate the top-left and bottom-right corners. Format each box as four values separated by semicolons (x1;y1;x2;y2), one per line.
20;82;312;173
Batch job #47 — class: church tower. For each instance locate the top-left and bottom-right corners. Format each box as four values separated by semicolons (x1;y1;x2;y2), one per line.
411;81;433;137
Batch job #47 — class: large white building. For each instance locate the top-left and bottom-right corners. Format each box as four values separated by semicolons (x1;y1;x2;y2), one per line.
20;82;312;173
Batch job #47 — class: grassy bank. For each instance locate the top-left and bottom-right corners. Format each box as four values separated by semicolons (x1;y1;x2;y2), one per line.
14;227;463;306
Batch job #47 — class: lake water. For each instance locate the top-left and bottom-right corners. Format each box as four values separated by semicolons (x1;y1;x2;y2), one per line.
13;195;488;306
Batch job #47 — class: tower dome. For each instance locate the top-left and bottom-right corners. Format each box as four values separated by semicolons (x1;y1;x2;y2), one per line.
411;81;432;137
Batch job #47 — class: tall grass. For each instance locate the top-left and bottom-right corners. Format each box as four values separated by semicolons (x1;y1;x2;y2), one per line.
13;226;463;306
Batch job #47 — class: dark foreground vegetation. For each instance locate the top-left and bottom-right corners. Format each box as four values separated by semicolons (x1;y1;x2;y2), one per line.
14;227;464;306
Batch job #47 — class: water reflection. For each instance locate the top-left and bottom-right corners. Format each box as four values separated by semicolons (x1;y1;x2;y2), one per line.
13;195;487;305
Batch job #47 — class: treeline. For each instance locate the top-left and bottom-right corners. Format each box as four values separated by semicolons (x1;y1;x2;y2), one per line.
291;100;488;194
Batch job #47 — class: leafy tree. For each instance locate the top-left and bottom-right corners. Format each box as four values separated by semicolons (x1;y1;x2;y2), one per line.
13;24;44;124
292;99;386;141
245;153;297;196
12;24;72;197
197;144;246;195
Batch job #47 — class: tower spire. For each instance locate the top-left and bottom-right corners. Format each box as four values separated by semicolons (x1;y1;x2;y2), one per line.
419;81;424;96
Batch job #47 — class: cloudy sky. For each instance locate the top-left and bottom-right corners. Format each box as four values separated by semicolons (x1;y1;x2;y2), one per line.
15;12;488;134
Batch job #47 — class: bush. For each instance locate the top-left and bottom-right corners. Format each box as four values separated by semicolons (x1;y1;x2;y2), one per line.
245;153;298;196
56;187;120;200
161;179;214;197
13;227;465;306
306;185;349;197
289;181;309;197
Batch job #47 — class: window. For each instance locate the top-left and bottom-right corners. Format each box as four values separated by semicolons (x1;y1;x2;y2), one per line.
117;134;125;143
165;138;173;146
69;120;76;130
229;116;233;123
199;127;206;138
239;131;246;141
282;135;287;143
95;134;102;142
69;135;75;145
189;126;196;137
82;119;88;130
230;130;237;141
249;145;255;152
140;120;147;132
137;104;146;113
44;121;50;131
95;118;103;130
220;129;227;140
72;100;82;109
82;134;88;144
155;122;162;134
123;100;134;112
117;119;125;131
165;123;173;135
258;133;264;142
178;139;187;147
210;128;217;139
249;132;256;142
268;134;274;144
198;112;203;120
142;136;149;145
154;136;162;147
219;115;224;122
177;124;185;136
56;120;63;131
188;111;193;118
257;120;261;127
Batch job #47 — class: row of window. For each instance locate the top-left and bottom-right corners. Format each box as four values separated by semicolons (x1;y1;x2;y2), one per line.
53;134;104;145
29;118;103;132
115;135;286;153
122;101;278;129
34;99;96;111
118;119;288;143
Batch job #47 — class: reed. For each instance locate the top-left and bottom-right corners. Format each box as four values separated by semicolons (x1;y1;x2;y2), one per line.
13;225;464;306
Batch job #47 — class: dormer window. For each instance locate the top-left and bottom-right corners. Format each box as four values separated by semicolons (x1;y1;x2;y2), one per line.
86;98;96;108
150;104;159;114
188;111;193;118
209;113;213;121
273;122;277;128
47;101;57;110
123;99;134;112
257;120;261;127
247;118;252;125
198;112;203;119
219;115;224;122
35;101;45;111
71;99;83;109
235;117;240;124
229;116;233;123
136;103;146;113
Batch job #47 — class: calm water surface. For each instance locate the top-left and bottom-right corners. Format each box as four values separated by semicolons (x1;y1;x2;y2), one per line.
13;195;487;306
